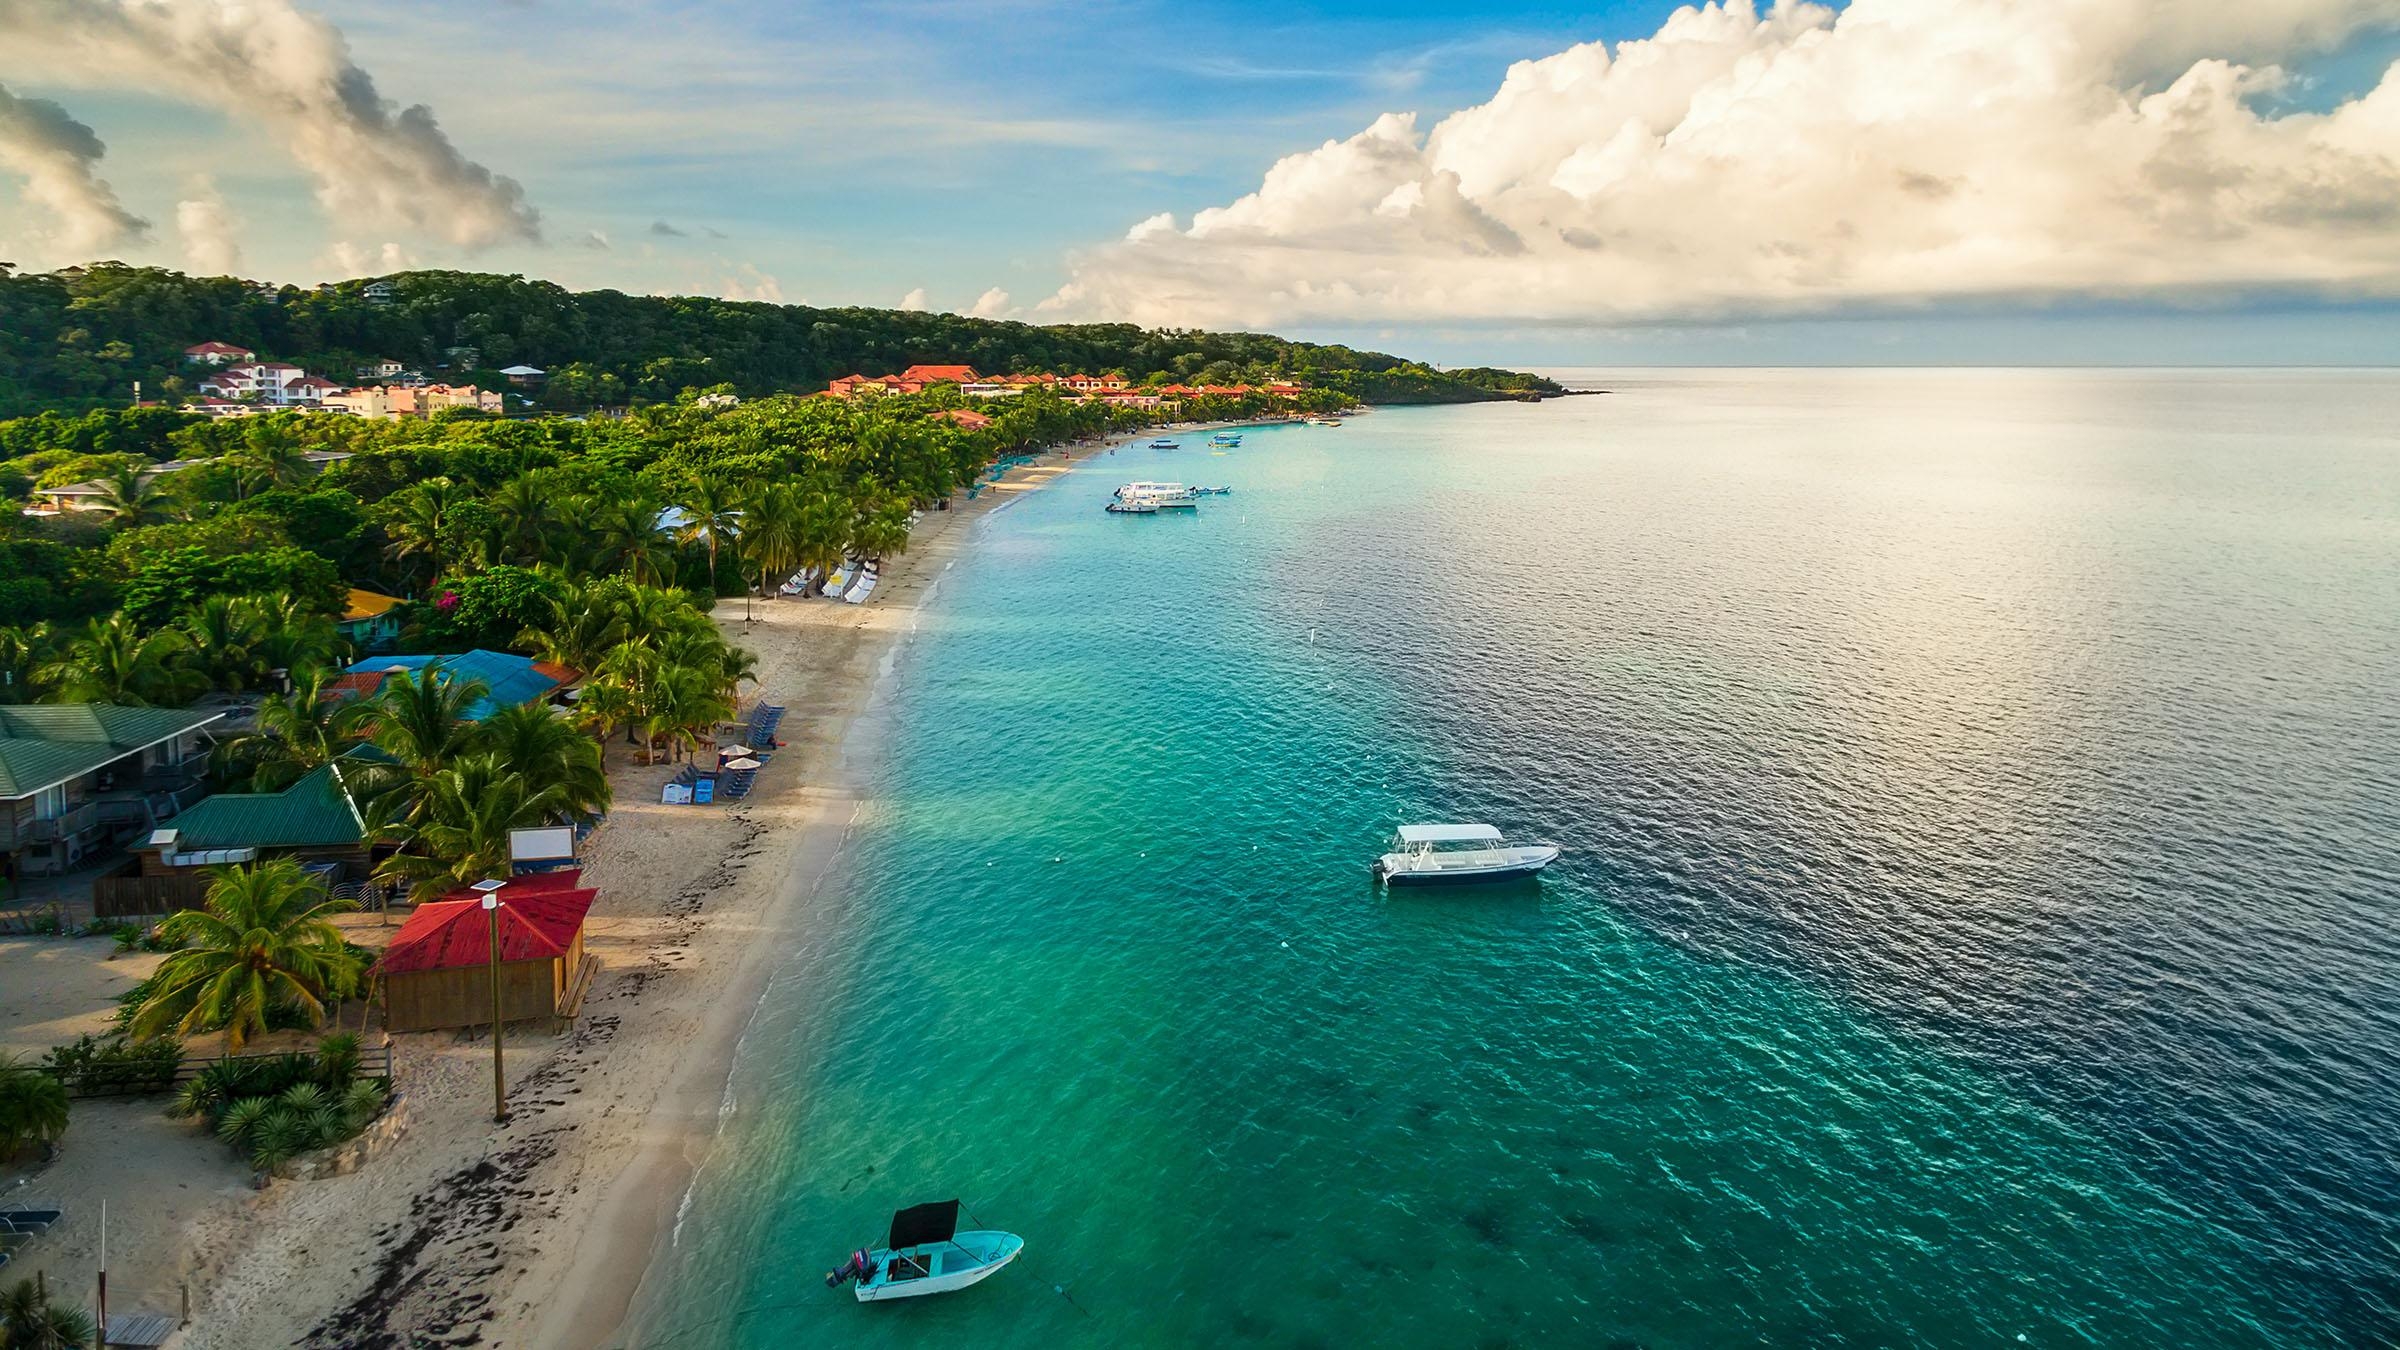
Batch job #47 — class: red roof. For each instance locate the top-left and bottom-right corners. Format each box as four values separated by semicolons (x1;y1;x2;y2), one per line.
323;670;390;701
185;341;253;356
930;408;993;429
900;364;979;384
381;884;596;974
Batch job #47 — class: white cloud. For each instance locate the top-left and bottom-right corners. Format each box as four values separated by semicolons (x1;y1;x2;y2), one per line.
968;286;1012;319
175;175;241;274
721;264;784;303
326;239;416;279
577;229;612;251
898;286;930;311
0;82;147;256
1052;0;2400;326
0;0;540;248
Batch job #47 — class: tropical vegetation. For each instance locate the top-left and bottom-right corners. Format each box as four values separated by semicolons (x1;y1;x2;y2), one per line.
127;861;366;1051
0;1053;70;1162
0;1277;96;1350
168;1032;389;1173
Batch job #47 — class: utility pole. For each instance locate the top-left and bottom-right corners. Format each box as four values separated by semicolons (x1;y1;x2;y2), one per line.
473;879;509;1122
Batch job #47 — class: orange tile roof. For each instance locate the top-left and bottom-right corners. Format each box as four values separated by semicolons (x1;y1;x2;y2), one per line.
341;588;405;622
900;364;979;383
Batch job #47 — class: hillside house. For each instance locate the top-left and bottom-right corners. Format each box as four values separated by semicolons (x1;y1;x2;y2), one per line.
184;341;255;365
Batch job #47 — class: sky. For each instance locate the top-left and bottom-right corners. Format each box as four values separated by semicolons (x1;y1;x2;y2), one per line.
1;0;2398;365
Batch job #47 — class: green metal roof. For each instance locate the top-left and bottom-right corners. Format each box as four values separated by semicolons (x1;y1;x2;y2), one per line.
166;758;369;850
0;704;223;799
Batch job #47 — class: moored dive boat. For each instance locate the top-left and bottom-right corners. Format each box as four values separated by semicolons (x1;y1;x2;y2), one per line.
1105;496;1159;514
1372;824;1559;886
1148;437;1180;449
1113;481;1199;508
825;1200;1023;1303
1211;432;1243;445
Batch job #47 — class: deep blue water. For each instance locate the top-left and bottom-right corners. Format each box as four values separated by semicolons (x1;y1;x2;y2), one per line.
630;370;2400;1349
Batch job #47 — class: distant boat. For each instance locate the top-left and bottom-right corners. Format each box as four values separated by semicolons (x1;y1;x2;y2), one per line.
1372;824;1559;886
1310;417;1343;427
1105;496;1158;514
1211;432;1243;445
1191;485;1233;495
1148;438;1180;449
826;1200;1023;1303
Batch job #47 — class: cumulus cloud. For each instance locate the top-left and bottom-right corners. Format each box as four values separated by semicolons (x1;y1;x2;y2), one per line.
0;81;148;253
898;286;930;311
1051;0;2400;325
326;239;415;279
721;264;784;303
968;286;1012;319
175;175;241;274
0;0;539;248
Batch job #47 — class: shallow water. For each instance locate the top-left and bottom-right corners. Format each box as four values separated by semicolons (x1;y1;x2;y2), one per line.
631;371;2400;1349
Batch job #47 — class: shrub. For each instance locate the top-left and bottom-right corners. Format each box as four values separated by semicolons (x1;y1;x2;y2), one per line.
39;1033;181;1095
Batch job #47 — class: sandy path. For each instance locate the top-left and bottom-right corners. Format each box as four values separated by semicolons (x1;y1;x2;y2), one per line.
168;445;1092;1349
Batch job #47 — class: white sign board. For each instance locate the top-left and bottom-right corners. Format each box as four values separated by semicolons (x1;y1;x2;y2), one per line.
509;825;577;863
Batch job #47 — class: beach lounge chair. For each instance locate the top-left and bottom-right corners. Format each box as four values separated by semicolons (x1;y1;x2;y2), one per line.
0;1208;61;1233
692;777;715;804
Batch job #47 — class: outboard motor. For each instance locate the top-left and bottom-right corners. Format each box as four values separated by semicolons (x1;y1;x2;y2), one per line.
824;1249;873;1288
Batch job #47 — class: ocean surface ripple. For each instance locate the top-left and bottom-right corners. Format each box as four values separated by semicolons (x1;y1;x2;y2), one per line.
637;371;2400;1350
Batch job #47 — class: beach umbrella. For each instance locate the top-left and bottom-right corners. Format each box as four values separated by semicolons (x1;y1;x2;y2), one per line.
721;744;755;757
724;757;763;770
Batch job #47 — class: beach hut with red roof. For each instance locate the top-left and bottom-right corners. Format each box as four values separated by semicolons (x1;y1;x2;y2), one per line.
380;872;599;1032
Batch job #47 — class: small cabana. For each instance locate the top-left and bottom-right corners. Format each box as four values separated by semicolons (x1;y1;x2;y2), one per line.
380;871;598;1033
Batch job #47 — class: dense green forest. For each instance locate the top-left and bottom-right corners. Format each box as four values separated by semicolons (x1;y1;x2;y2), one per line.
0;264;1559;417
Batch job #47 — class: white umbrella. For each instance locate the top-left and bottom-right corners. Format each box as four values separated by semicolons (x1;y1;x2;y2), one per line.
723;757;763;771
721;744;755;757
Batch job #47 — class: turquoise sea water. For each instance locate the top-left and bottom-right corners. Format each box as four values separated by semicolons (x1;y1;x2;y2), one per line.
630;371;2400;1349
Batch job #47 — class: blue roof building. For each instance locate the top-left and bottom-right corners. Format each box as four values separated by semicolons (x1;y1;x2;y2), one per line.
341;649;578;720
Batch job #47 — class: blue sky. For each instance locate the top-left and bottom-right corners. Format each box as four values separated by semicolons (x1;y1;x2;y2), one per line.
3;0;2398;364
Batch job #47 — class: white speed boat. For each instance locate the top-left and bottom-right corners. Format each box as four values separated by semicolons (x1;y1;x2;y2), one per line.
826;1200;1024;1303
1373;824;1559;886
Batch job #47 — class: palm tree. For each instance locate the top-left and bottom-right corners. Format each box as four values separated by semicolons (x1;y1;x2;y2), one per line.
89;462;169;526
517;577;630;672
130;862;362;1051
382;476;462;587
580;485;676;585
0;624;55;704
239;594;338;686
179;593;266;693
0;1052;70;1162
0;1275;96;1349
490;473;564;566
39;615;203;706
475;702;611;824
793;477;853;595
227;424;309;496
218;669;360;792
642;661;736;764
374;755;572;900
673;474;741;597
740;481;806;600
348;668;489;828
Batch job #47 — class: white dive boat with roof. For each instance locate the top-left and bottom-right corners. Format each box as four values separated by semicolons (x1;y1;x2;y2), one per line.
1113;480;1198;508
1148;437;1180;449
1373;824;1560;886
825;1200;1023;1303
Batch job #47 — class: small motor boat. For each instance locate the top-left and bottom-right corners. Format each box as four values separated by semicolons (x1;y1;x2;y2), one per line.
826;1200;1023;1303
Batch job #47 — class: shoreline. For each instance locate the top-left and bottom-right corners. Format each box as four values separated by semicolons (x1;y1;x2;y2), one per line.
561;419;1269;1345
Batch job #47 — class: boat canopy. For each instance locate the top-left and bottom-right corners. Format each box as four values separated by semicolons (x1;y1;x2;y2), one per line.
889;1199;961;1249
1396;823;1504;845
